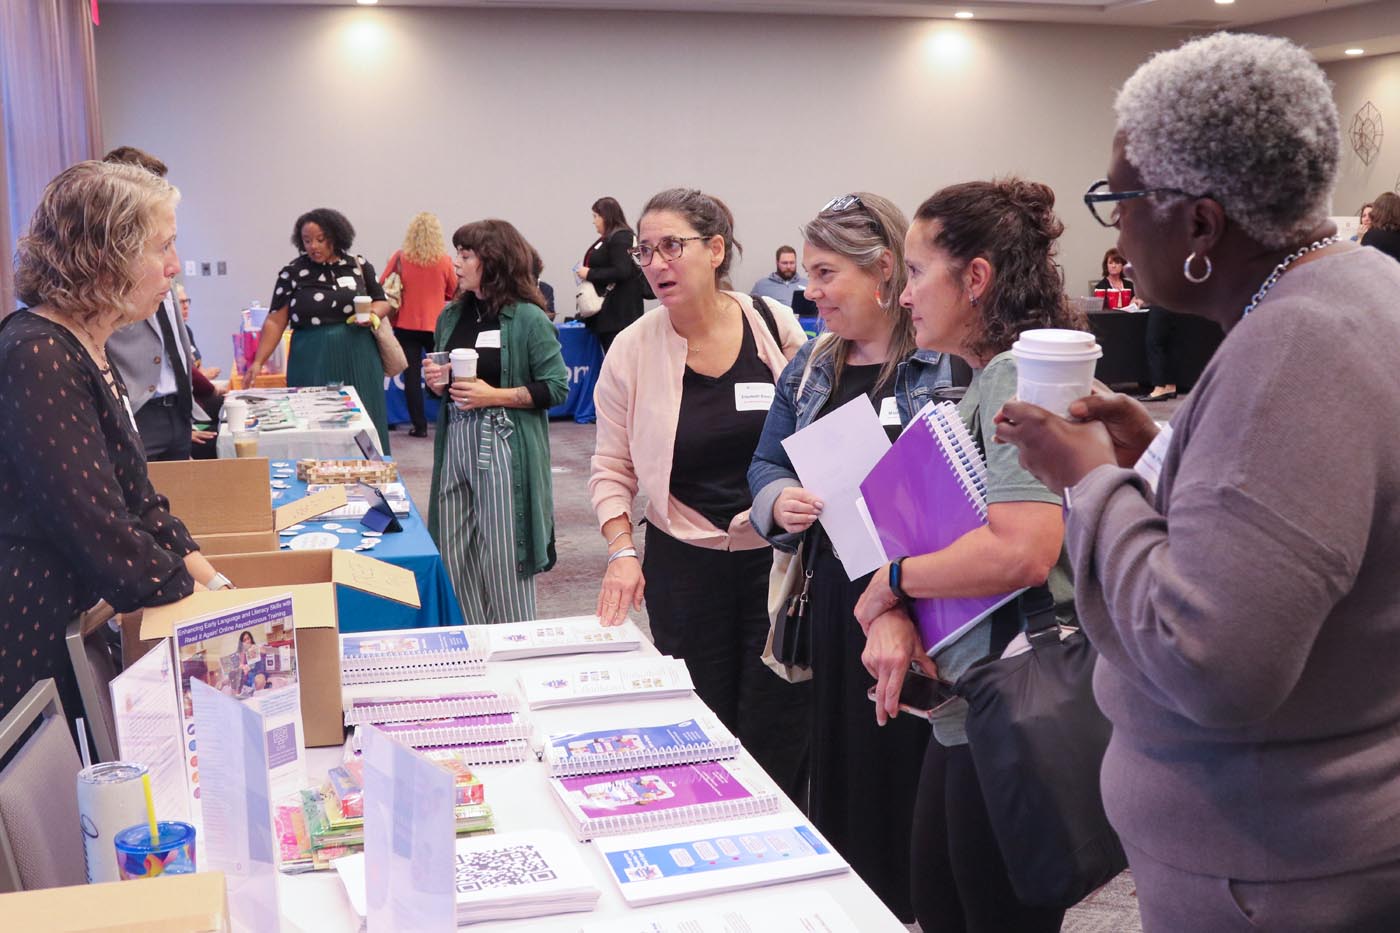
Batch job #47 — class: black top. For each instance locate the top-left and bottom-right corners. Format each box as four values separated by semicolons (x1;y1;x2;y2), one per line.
671;316;774;530
0;311;197;723
583;229;646;336
1362;228;1400;264
269;253;386;328
1093;276;1135;309
440;295;552;409
819;361;900;443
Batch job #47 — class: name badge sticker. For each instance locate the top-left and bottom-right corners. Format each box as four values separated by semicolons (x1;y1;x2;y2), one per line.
1133;422;1174;494
476;330;502;349
735;382;775;412
878;395;901;426
336;275;358;290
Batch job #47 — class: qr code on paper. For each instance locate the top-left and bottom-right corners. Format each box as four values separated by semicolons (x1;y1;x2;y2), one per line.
455;844;557;892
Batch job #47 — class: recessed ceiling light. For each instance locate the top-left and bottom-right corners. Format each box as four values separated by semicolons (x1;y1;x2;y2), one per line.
356;0;378;5
954;10;974;18
1214;0;1234;5
1346;48;1365;56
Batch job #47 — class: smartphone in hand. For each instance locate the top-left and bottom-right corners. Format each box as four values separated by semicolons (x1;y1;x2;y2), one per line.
867;666;958;720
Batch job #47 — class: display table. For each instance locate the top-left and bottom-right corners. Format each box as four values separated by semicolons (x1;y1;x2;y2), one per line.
549;322;603;424
270;459;464;629
218;385;383;460
281;639;904;932
1087;309;1223;390
231;372;288;389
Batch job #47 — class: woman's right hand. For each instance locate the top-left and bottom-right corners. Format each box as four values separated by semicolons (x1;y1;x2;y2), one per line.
422;360;447;391
244;362;262;387
861;607;937;726
597;556;644;626
773;486;823;534
1067;390;1160;468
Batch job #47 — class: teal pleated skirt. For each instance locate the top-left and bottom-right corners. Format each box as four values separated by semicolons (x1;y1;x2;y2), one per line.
287;323;391;453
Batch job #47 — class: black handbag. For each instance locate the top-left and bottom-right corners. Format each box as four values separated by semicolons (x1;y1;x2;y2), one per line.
954;587;1127;909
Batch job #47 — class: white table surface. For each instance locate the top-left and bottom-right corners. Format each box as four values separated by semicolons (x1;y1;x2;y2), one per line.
216;385;382;460
278;640;905;932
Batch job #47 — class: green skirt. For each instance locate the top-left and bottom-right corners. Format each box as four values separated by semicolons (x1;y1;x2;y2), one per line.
287;323;391;454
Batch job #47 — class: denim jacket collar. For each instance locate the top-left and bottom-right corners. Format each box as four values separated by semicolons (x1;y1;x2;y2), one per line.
786;341;951;430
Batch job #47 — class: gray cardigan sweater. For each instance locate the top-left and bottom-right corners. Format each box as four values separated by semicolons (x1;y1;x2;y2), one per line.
1066;247;1400;882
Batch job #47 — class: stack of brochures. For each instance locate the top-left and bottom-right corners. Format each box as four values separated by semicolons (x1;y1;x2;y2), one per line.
343;688;520;726
340;627;487;684
543;713;741;778
334;830;600;924
343;689;531;762
349;712;532;752
518;655;695;709
484;616;642;661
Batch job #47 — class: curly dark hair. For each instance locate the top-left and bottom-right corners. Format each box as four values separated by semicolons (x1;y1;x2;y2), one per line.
451;219;549;312
291;208;356;256
913;178;1085;360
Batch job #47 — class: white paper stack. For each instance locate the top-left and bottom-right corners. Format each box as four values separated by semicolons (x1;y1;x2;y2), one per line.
485;616;643;661
335;830;601;924
518;655;695;709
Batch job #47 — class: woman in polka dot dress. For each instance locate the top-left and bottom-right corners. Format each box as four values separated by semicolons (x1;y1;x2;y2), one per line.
1;161;222;725
247;208;393;452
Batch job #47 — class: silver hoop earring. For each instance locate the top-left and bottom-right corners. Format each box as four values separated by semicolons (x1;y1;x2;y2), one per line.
1183;252;1212;284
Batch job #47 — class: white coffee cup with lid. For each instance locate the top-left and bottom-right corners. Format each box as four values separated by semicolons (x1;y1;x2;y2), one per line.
223;397;249;430
1011;329;1102;418
352;295;373;323
450;347;479;381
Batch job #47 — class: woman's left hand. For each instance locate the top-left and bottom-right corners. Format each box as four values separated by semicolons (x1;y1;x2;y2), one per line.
992;399;1118;495
449;379;505;410
854;563;900;632
577;266;590;282
861;607;936;726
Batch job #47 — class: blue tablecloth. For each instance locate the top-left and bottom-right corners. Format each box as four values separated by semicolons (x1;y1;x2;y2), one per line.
270;460;464;632
798;316;824;339
549;322;603;424
385;370;441;428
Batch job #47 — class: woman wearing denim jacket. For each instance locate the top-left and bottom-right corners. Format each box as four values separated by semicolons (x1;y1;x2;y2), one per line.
748;193;951;922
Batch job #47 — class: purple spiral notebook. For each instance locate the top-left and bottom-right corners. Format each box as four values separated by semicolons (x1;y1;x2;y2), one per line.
859;402;1022;655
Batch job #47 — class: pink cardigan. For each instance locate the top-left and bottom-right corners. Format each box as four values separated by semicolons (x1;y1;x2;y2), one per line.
589;292;807;551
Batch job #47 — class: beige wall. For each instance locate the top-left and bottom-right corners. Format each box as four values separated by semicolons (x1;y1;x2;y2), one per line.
1323;51;1400;220
94;4;1180;358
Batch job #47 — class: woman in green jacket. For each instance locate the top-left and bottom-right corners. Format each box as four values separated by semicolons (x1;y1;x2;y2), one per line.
422;219;569;623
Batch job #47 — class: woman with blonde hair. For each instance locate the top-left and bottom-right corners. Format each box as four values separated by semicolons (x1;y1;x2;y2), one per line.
383;212;457;437
747;192;951;920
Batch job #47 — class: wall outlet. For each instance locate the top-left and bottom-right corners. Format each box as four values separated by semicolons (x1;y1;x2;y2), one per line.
200;261;212;277
216;260;228;276
184;260;197;277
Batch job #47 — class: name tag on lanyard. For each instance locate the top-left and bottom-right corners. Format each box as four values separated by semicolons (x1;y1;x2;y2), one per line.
1133;422;1174;494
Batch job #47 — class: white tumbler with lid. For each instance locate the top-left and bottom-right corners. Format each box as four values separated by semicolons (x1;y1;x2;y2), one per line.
77;761;149;884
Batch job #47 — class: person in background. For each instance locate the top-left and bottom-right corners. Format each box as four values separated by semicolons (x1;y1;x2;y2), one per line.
751;245;808;305
382;212;457;438
176;284;226;456
420;220;568;624
1353;202;1373;241
747;193;951;921
101;146;197;461
1093;247;1139;309
1360;191;1400;263
248;208;393;452
854;179;1083;933
531;247;556;319
1139;287;1178;402
590;187;810;799
1;161;228;725
997;32;1400;930
578;196;646;352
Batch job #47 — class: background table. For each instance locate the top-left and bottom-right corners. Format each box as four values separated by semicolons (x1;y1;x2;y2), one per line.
1088;309;1224;390
282;638;904;932
549;322;603;425
218;385;383;459
271;459;465;629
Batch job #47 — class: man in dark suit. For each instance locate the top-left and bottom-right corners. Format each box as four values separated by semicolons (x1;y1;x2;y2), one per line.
102;146;197;460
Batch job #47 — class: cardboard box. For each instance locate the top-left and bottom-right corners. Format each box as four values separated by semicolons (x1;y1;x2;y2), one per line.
146;458;348;555
140;549;420;747
0;871;230;932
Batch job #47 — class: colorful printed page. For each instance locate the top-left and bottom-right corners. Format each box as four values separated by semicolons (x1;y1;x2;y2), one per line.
546;714;740;776
111;637;191;826
518;656;694;709
592;813;849;906
341;627;480;666
484;616;642;661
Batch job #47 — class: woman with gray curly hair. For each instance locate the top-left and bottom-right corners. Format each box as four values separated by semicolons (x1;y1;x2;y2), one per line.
2;161;224;727
995;33;1400;930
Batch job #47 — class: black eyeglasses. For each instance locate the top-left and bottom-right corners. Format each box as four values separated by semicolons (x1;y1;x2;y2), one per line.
629;235;709;266
821;194;888;240
1083;178;1211;228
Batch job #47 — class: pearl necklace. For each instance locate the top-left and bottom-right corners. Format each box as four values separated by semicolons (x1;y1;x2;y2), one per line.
1240;235;1341;318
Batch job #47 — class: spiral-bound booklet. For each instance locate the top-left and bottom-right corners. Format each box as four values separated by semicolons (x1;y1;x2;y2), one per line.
340;627;487;684
548;759;780;841
859;401;1023;655
484;616;643;661
518;656;695;709
350;712;532;750
342;689;520;726
544;714;740;777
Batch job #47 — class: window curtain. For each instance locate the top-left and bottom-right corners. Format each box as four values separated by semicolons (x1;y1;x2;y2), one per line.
0;0;102;315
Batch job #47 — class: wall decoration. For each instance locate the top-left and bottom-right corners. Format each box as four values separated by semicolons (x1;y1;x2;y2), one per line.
1351;102;1383;165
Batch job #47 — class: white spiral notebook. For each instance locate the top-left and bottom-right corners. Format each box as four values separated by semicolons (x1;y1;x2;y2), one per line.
548;759;780;841
484;616;643;661
518;656;695;710
340;627;487;684
543;713;740;778
342;689;520;726
350;711;532;750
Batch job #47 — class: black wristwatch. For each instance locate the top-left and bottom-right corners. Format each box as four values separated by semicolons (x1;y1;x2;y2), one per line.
888;558;909;602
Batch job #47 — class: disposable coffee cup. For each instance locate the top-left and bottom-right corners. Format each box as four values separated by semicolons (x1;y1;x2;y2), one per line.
352;295;373;324
233;429;259;458
427;351;451;388
1011;328;1102;418
223;398;249;430
450;348;479;382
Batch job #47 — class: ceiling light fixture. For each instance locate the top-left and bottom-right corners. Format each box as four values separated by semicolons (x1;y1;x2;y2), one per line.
1214;0;1235;6
356;0;378;5
954;11;974;18
1346;48;1365;56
